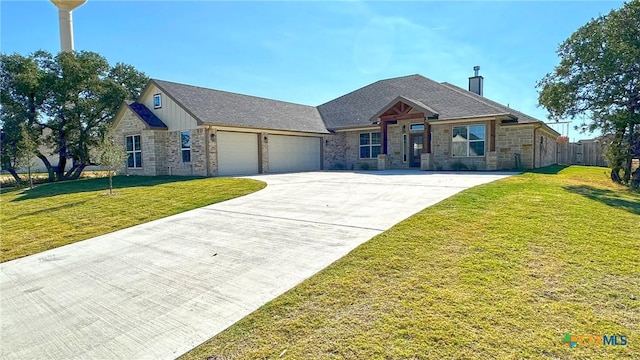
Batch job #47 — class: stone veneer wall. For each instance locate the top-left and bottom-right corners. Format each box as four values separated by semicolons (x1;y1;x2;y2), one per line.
323;133;347;170
114;108;168;176
344;131;377;170
151;130;168;175
535;129;558;168
385;122;411;169
166;128;207;176
496;124;535;169
336;121;554;171
207;128;217;176
430;122;488;171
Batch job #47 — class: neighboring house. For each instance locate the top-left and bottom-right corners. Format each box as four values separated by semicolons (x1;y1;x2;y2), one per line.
112;73;559;176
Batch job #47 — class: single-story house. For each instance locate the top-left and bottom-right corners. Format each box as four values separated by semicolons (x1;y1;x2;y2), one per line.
112;73;559;176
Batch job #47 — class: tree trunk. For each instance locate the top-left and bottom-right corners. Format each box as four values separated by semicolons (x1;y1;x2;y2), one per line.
56;124;67;181
28;167;33;189
5;167;23;186
623;121;634;184
611;167;622;183
36;154;55;182
56;154;67;181
66;163;85;180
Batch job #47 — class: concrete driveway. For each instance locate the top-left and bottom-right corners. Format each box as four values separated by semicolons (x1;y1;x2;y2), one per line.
0;170;512;359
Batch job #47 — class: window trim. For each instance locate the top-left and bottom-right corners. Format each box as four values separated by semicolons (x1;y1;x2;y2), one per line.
125;134;142;169
180;130;191;163
451;124;486;157
359;132;381;159
153;94;162;109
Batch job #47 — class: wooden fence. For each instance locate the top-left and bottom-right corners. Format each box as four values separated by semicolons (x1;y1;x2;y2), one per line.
557;141;608;167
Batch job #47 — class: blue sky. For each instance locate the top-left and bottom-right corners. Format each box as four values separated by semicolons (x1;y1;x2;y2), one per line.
1;0;625;140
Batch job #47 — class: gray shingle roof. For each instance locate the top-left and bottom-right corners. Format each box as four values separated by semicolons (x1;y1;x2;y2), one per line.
152;79;329;134
439;82;541;124
149;75;545;134
318;74;540;129
127;101;167;129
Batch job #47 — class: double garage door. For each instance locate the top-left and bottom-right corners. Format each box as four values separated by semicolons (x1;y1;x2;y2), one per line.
217;132;321;176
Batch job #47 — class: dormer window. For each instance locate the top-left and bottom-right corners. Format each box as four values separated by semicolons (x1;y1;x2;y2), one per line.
153;94;162;109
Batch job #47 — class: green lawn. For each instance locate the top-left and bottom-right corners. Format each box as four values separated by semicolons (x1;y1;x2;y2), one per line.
181;166;639;359
0;175;265;262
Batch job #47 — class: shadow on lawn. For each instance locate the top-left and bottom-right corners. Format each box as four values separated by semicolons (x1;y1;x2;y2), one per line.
3;200;90;220
528;165;570;175
564;185;640;215
10;175;206;202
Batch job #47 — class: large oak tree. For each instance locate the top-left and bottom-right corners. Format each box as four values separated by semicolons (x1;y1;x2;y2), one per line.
537;1;639;186
0;50;148;182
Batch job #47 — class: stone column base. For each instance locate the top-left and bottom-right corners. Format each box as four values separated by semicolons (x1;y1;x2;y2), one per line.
377;154;388;170
420;153;432;170
486;151;498;171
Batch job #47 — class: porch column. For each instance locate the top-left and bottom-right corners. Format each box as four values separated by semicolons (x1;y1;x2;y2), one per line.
424;121;431;154
490;120;496;151
487;120;497;170
381;120;388;154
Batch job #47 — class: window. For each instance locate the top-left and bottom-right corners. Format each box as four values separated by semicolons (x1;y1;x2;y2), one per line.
126;135;142;168
410;124;425;131
452;124;485;157
181;131;191;162
153;94;162;109
403;134;408;162
360;132;381;159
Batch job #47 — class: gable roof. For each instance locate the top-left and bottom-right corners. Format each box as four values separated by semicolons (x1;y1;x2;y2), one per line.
151;79;329;134
370;95;440;122
126;101;167;129
317;74;539;129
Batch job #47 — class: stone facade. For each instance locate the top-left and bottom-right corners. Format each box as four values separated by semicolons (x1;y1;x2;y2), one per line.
385;122;411;169
166;128;207;176
495;124;535;169
430;122;487;170
207;128;218;176
323;133;347;170
166;131;186;175
114;108;168;176
344;130;377;170
535;129;558;168
116;106;557;176
191;128;207;176
325;120;556;172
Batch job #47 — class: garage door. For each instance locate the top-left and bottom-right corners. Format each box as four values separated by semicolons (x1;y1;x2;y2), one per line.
217;132;259;176
268;135;321;173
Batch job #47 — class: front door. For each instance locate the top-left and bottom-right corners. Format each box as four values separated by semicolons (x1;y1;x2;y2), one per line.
410;133;423;167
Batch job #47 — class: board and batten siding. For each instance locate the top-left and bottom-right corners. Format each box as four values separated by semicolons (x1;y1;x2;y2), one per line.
141;84;198;131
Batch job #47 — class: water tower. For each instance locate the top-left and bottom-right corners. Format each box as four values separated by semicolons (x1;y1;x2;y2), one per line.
50;0;87;52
